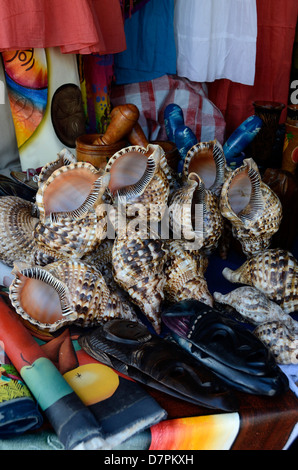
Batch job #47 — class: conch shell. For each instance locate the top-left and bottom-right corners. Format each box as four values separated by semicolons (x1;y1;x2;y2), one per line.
9;260;137;332
253;321;298;365
112;228;168;334
214;286;298;333
169;173;224;253
222;249;298;314
105;144;171;223
182;140;226;196
219;158;282;256
164;240;213;306
0;196;39;266
33;161;110;261
37;148;77;187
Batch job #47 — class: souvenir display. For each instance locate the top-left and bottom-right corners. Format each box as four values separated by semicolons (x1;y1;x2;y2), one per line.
0;0;297;452
0;99;296;450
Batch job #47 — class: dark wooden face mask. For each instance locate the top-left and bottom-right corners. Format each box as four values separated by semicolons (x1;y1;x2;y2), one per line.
78;318;237;412
162;299;289;396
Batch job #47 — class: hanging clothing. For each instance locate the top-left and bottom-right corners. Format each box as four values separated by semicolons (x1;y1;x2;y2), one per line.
0;0;126;55
208;0;298;138
174;0;257;86
114;0;176;84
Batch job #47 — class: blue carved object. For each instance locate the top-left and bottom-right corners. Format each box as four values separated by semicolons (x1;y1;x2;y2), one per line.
164;103;185;142
174;125;198;173
223;115;263;166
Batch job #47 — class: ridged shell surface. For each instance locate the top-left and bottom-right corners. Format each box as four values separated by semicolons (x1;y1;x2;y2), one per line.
169;173;223;253
105;144;170;222
37;148;77;187
164;240;213;306
214;286;297;331
222;249;298;314
182;139;227;196
33;209;100;261
220;158;282;256
9;260;137;332
112;230;168;334
254;321;298;365
0;196;39;266
33;161;110;261
35;161;110;223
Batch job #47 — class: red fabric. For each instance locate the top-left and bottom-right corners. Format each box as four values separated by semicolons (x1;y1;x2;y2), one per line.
208;0;298;138
0;0;126;54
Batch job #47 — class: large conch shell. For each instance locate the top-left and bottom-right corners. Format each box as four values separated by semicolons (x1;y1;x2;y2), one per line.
214;286;298;333
112;228;168;334
105;144;171;223
169;173;224;253
222;249;298;314
253;321;298;365
37;148;77;187
34;161;110;261
219;158;282;256
182;140;227;196
9;260;137;332
164;240;213;306
0;196;39;266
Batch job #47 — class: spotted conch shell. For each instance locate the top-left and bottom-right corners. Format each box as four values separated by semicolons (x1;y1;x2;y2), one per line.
253;321;298;365
33;161;110;261
105;144;171;223
9;260;137;332
222;249;298;314
37;148;77;187
182;140;227;196
112;228;168;334
0;196;40;266
164;240;213;307
214;286;298;333
169;173;224;254
219;158;282;256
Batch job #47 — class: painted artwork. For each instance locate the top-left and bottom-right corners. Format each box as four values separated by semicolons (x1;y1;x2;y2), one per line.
2;48;48;149
2;48;84;170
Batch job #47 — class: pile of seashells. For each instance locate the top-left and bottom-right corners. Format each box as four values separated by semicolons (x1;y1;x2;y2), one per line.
0;138;297;365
